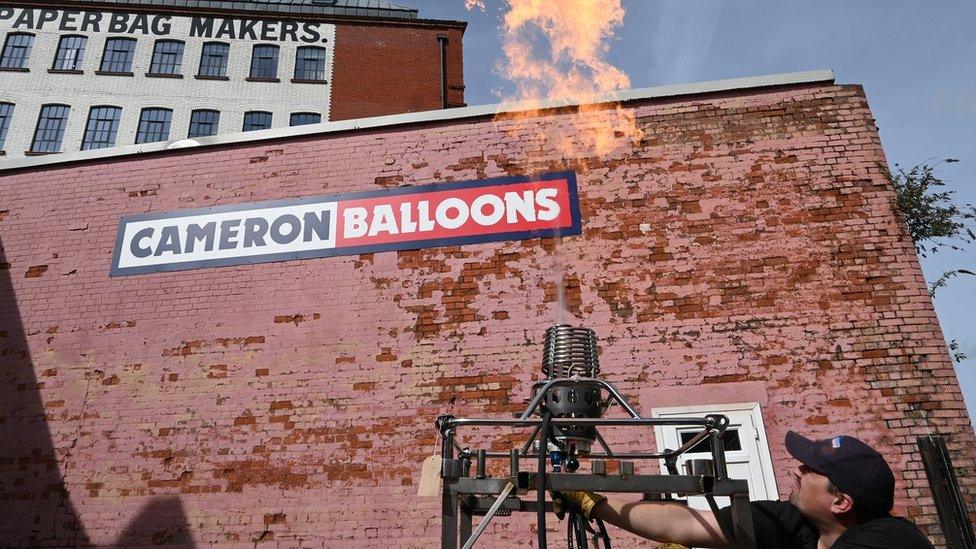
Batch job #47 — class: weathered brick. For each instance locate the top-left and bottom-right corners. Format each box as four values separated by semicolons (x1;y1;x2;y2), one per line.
0;82;972;548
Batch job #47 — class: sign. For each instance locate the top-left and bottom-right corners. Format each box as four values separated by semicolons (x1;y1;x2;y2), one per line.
110;172;581;276
0;8;329;43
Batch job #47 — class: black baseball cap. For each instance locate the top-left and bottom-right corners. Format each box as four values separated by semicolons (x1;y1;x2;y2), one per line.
785;431;895;516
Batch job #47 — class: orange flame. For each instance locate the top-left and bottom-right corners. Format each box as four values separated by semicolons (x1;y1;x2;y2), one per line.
471;0;641;157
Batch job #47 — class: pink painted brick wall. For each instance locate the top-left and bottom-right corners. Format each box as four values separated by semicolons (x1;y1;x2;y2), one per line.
0;82;973;547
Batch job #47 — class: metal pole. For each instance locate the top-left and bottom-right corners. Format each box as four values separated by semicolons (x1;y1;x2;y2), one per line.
730;493;756;549
459;497;473;544
710;429;729;480
437;34;448;109
442;486;458;549
705;494;734;546
476;449;487;479
461;482;515;549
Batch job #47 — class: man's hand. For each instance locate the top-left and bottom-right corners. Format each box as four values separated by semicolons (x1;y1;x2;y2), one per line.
552;490;607;520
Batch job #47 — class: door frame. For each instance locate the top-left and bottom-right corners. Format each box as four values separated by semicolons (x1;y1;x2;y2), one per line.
650;401;779;501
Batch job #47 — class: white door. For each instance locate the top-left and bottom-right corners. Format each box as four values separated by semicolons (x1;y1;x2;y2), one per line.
652;402;778;509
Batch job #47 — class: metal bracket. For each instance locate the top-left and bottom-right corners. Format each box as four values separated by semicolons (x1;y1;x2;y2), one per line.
437;379;755;549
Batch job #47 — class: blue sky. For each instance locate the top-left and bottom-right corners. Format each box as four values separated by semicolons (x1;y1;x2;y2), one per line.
412;0;976;419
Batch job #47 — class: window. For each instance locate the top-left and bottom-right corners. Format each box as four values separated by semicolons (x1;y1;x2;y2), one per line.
135;108;172;144
294;46;326;81
81;106;122;150
188;110;220;138
30;104;70;153
680;429;742;453
0;33;34;69
198;42;229;78
0;102;13;150
290;112;321;127
52;35;87;71
243;111;272;132
249;45;279;79
149;40;184;76
100;38;136;73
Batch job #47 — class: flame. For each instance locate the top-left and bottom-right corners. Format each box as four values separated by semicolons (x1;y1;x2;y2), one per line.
471;0;641;156
465;0;486;10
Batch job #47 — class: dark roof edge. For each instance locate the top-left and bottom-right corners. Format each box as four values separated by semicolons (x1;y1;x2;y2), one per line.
0;69;835;174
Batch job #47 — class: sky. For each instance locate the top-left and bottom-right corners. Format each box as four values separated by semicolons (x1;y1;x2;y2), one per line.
410;0;976;419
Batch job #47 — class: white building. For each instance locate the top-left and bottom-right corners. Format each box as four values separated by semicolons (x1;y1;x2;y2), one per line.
0;0;466;159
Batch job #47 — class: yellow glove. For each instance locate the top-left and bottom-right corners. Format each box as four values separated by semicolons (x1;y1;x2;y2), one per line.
552;490;607;520
658;544;690;549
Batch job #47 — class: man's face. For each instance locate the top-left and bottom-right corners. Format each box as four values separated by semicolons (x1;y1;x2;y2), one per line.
788;464;837;521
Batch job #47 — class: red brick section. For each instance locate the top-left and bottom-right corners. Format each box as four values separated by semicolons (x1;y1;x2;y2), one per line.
0;83;973;547
330;22;466;120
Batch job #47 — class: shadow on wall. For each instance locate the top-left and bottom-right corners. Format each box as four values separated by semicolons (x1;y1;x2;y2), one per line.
114;496;196;547
0;235;89;546
0;236;195;547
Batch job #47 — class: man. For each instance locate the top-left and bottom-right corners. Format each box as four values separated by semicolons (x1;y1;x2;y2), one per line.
558;431;934;548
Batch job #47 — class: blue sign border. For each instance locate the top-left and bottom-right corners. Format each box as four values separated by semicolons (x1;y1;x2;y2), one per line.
110;171;582;276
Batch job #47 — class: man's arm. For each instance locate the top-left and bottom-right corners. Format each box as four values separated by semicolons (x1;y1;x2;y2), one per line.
590;498;730;548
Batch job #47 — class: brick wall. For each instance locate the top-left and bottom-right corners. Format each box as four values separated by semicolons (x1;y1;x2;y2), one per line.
0;82;972;547
330;23;465;121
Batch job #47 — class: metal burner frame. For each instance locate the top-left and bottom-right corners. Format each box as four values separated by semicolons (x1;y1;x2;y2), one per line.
436;377;757;549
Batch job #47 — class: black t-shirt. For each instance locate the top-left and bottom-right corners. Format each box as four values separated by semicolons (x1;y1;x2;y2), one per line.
715;500;934;548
